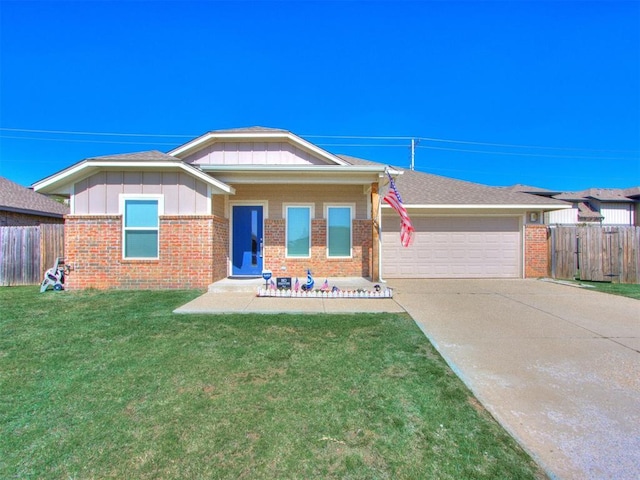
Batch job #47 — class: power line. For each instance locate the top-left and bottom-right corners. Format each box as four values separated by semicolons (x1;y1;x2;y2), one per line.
0;127;193;138
0;135;178;146
416;144;636;161
419;136;638;154
1;126;638;156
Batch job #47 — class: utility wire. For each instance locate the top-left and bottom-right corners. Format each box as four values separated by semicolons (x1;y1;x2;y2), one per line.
0;135;178;146
1;127;638;155
0;127;193;138
415;144;636;161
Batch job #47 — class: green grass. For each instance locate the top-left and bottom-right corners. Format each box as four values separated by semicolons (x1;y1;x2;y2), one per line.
1;287;545;480
573;280;640;300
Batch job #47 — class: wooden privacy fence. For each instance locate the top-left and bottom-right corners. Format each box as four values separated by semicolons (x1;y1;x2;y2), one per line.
550;226;640;284
0;224;65;286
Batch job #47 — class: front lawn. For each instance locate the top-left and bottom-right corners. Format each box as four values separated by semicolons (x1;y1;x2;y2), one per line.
1;287;545;479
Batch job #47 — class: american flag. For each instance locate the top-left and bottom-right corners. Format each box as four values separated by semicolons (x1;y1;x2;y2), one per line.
294;277;300;292
383;172;414;247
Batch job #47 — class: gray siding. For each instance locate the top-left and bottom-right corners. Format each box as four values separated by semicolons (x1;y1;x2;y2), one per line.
74;171;210;215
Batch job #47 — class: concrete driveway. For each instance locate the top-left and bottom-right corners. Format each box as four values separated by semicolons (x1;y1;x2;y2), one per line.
390;279;639;480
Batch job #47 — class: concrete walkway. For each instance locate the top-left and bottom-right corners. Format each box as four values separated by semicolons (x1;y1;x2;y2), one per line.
391;279;639;480
174;278;639;480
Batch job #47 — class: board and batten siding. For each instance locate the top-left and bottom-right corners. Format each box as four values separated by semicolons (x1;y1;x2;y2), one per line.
231;184;368;219
546;207;578;225
599;203;635;225
73;171;210;215
545;202;635;225
182;142;330;166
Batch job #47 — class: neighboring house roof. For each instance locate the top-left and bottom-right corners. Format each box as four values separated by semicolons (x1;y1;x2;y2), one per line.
0;176;69;217
34;150;235;195
553;188;638;202
341;155;567;207
503;184;563;196
577;201;604;220
624;187;640;198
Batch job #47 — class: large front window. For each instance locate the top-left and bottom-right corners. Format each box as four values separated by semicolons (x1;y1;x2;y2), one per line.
286;205;311;257
327;206;352;257
122;197;162;259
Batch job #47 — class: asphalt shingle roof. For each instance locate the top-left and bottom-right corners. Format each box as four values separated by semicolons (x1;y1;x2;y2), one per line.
208;126;290;134
87;150;180;162
339;155;567;206
0;176;69;217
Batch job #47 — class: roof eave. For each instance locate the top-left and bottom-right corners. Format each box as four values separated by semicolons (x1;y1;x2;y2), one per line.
200;165;386;173
0;206;66;218
387;204;573;210
34;160;235;195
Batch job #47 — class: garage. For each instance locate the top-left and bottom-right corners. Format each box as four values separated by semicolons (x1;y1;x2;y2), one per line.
382;216;522;278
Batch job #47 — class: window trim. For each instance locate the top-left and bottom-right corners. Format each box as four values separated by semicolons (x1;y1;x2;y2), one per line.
284;203;314;259
120;194;164;260
324;203;354;258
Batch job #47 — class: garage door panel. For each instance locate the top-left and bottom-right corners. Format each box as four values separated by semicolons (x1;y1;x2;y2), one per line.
382;216;521;278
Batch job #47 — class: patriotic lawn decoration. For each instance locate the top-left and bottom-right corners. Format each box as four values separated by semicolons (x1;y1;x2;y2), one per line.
383;171;414;247
305;269;314;290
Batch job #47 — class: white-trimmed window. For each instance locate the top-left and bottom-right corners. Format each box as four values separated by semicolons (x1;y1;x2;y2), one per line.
121;195;164;259
326;205;353;258
285;204;313;258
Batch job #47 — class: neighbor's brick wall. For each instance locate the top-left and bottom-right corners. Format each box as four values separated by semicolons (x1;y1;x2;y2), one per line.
1;210;64;226
64;215;221;290
524;225;549;278
263;218;372;278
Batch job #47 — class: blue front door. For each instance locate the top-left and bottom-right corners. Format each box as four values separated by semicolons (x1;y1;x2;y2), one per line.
232;205;263;276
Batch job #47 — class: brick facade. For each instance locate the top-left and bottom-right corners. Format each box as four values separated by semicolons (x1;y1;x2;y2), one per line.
263;218;372;278
64;215;227;290
524;224;549;278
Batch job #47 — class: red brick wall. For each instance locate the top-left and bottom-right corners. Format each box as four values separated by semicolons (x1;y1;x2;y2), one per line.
524;225;549;278
64;215;220;290
211;215;229;281
263;218;372;279
1;210;64;226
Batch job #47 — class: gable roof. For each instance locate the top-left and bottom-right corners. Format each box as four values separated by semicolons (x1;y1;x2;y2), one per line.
577;201;604;220
169;126;350;166
553;188;638;202
86;150;182;162
33;150;234;195
340;155;568;207
504;184;562;196
0;176;69;217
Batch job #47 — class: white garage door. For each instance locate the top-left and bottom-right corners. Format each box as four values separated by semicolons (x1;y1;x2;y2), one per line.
382;216;521;278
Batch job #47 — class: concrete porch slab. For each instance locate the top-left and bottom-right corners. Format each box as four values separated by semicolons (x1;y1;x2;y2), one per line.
173;291;405;314
207;276;384;293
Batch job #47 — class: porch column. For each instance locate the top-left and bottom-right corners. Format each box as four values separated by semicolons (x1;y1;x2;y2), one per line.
371;181;380;282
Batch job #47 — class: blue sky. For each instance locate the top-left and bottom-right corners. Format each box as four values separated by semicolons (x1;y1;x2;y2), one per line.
1;0;638;191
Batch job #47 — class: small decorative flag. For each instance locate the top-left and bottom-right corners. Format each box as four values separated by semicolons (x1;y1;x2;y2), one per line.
294;277;300;292
269;279;276;289
320;279;329;291
306;269;314;290
383;171;414;247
